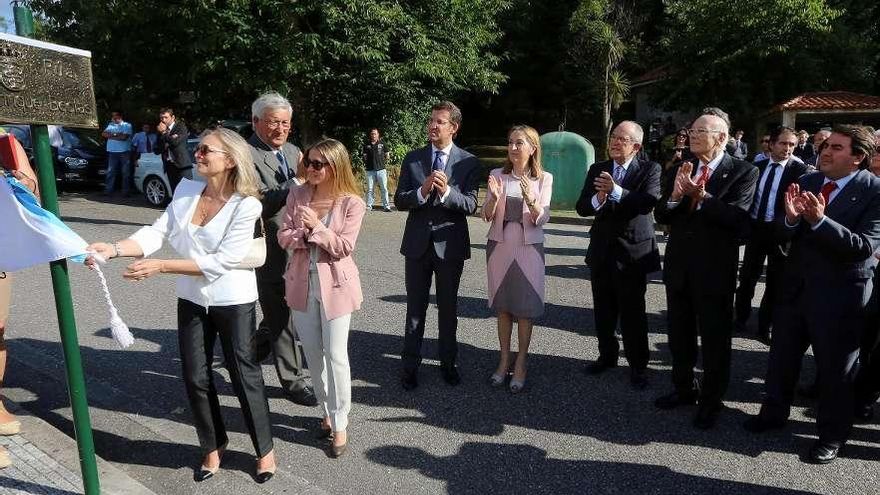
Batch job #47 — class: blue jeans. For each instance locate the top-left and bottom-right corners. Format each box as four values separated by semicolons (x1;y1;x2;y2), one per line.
105;151;131;195
365;169;389;209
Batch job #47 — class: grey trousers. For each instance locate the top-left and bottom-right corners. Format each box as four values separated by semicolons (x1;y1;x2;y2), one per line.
292;271;352;431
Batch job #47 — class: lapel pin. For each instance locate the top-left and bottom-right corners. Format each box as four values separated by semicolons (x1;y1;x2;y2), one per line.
852;197;857;202
722;173;729;178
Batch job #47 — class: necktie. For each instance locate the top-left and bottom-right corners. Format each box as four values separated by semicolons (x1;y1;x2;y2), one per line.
146;134;153;153
614;164;625;183
754;163;778;221
696;165;711;187
276;151;290;179
820;181;837;204
432;150;445;172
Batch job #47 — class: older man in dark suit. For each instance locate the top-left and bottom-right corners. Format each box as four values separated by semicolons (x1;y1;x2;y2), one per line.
247;92;316;406
156;107;192;192
395;101;479;390
653;107;759;429
744;125;880;464
734;126;808;343
576;120;661;389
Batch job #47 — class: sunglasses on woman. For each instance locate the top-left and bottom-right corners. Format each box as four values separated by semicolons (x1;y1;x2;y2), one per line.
195;144;228;155
305;159;331;171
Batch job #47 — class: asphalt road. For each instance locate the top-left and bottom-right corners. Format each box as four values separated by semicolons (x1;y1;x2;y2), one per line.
4;190;879;495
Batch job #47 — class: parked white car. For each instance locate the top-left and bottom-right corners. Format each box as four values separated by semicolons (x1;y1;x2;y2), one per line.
134;139;201;206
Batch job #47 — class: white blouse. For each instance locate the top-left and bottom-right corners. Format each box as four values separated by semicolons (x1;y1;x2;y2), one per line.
128;179;262;308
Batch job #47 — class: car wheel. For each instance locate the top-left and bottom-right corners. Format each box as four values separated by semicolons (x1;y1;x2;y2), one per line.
143;175;170;206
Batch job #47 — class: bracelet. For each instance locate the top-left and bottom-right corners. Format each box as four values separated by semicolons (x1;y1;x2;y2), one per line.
113;241;122;259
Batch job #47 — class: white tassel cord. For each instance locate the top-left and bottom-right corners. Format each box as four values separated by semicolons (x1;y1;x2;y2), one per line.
88;253;135;349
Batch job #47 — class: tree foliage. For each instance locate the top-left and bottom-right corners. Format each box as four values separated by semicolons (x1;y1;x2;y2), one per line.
24;0;510;159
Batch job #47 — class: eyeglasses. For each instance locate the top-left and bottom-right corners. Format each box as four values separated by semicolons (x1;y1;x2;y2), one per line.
305;159;330;171
609;134;635;144
687;128;721;137
195;144;228;155
507;139;531;149
262;120;291;130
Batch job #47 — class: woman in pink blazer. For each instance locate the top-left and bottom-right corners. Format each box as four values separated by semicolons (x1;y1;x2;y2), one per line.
482;125;553;393
278;138;366;458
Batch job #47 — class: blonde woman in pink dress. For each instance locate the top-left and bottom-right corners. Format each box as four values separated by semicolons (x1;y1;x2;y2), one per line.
482;125;553;393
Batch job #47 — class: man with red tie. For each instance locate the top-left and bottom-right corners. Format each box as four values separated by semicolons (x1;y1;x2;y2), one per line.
654;108;759;429
743;125;880;464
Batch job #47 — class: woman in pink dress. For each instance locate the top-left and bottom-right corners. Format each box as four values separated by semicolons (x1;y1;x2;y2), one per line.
482;125;553;393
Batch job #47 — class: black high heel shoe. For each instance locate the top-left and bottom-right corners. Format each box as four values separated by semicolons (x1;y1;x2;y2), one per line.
255;452;276;484
195;442;227;482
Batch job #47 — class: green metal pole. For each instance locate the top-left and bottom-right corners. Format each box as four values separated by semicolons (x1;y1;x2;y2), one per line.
14;4;101;494
31;128;101;495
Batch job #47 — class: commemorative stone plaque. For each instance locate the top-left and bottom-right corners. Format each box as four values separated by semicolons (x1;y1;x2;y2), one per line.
0;32;98;128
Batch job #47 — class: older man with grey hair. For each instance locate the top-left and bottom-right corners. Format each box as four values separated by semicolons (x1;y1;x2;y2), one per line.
247;91;316;406
654;107;758;429
576;120;662;389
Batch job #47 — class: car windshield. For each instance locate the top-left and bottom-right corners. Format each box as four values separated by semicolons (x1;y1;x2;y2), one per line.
63;129;102;148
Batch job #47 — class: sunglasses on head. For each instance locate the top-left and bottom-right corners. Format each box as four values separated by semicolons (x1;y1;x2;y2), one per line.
305;159;330;171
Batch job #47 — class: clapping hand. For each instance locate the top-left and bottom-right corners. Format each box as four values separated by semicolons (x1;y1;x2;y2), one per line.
671;162;694;201
594;171;615;203
783;183;805;224
487;175;503;200
156;122;167;133
519;175;533;205
432;170;449;195
800;191;825;225
297;205;319;229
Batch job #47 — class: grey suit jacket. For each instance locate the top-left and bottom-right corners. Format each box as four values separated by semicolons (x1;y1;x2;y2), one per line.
777;169;880;310
247;133;302;276
394;143;479;260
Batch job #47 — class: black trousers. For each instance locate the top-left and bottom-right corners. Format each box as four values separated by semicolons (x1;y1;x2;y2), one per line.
855;294;880;408
761;296;863;443
178;299;274;457
666;282;734;405
401;250;465;371
590;262;649;370
735;221;784;334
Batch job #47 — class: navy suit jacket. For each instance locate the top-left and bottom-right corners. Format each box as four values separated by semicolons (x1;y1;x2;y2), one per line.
655;153;759;295
394;143;479;260
776;169;880;311
576;156;662;273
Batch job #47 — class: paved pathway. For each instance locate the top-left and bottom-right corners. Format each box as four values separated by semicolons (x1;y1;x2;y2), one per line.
3;192;879;494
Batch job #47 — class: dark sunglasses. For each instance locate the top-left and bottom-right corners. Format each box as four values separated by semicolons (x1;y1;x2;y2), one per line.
305;159;331;171
195;144;228;155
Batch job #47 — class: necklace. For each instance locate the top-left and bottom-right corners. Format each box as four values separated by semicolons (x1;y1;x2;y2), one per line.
196;194;228;225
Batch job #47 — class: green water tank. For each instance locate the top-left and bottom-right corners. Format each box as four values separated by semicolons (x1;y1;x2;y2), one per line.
540;131;595;209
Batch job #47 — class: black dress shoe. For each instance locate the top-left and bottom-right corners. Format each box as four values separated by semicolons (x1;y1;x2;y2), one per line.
693;402;723;430
255;468;275;484
441;365;462;386
288;386;318;407
585;360;618;375
854;403;874;422
630;369;648;390
654;390;697;410
195;466;218;482
401;369;419;390
743;415;786;433
807;441;840;464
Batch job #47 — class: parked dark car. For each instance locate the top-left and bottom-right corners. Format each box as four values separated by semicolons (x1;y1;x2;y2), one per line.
0;124;107;188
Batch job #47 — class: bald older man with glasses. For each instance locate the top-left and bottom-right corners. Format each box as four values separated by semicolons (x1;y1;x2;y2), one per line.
576;121;661;389
654;107;759;429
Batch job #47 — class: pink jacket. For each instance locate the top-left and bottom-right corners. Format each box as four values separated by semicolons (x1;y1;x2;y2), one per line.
483;168;553;244
278;185;366;320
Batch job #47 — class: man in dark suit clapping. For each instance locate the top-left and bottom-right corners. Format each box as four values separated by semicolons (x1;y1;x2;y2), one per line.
653;107;759;429
395;101;479;390
576;121;661;389
744;125;880;464
734;126;808;343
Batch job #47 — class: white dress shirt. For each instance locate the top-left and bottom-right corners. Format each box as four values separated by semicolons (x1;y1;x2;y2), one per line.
416;143;454;204
129;179;262;309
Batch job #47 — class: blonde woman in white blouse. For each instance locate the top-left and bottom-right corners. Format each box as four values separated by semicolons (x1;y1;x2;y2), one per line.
87;128;277;484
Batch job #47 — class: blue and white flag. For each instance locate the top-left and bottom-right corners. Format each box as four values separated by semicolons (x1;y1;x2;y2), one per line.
0;174;88;272
0;174;134;348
